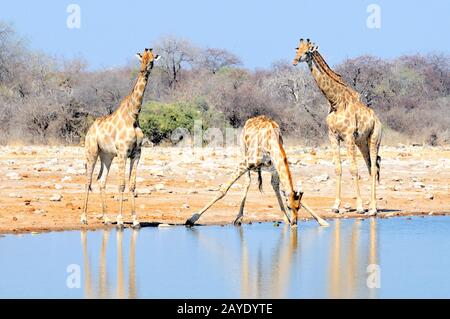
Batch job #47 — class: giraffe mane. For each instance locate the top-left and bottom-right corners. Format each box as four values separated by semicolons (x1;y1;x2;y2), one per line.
312;51;360;99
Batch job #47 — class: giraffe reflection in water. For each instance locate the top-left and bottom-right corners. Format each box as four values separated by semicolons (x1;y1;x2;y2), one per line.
79;219;378;298
237;219;378;298
81;229;138;298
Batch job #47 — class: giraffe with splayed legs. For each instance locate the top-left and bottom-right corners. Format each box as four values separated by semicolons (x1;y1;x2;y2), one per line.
81;48;160;228
293;39;382;216
186;115;329;227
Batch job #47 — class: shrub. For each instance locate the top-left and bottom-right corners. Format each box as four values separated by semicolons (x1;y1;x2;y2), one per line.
140;101;204;144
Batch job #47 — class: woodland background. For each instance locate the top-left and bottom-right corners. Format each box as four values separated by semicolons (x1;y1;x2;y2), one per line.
1;22;449;146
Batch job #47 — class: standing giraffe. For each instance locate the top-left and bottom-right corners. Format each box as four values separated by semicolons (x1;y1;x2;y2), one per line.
186;115;329;227
293;39;382;216
81;48;160;228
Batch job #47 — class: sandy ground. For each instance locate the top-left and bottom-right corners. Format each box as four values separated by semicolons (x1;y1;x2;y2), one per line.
0;144;449;234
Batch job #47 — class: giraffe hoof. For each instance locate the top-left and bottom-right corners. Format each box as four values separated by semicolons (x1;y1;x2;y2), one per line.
290;223;298;229
366;209;377;217
233;218;243;226
356;208;366;214
185;213;200;227
80;216;88;225
132;221;141;229
319;219;330;227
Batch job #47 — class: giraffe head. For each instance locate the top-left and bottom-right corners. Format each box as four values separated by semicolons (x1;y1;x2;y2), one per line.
136;48;160;73
286;182;303;225
292;39;318;66
288;191;303;213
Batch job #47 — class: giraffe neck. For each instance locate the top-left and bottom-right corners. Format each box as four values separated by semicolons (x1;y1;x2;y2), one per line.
270;136;295;195
307;51;356;110
120;70;150;120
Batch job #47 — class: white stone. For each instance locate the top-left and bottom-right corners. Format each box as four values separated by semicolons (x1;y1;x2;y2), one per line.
62;176;72;182
312;174;329;183
49;194;63;202
413;182;425;189
6;172;21;180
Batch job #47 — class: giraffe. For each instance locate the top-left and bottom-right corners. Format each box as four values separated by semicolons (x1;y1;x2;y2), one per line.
186;115;329;227
293;39;382;216
81;48;160;228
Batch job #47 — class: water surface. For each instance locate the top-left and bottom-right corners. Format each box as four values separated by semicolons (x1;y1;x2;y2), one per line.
1;216;450;298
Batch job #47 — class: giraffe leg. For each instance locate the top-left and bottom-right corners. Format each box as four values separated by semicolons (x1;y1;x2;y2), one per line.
186;163;249;226
346;139;364;214
270;170;291;224
367;124;382;216
234;171;252;226
81;151;98;225
329;131;342;213
128;150;141;228
98;154;113;225
116;154;127;228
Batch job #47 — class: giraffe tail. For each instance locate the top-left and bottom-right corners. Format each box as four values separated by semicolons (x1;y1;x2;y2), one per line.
257;168;263;193
97;163;104;181
376;155;381;183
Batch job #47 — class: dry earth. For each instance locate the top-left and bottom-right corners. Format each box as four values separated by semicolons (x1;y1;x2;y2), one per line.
0;145;449;234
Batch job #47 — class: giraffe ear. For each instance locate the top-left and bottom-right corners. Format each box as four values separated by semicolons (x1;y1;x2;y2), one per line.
154;54;161;61
136;53;142;61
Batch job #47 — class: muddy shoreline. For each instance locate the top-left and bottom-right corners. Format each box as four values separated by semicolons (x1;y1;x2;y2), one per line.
1;145;449;235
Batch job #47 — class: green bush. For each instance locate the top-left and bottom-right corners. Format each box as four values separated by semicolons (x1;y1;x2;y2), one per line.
140;101;204;144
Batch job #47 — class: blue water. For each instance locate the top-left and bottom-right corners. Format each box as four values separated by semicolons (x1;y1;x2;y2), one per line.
1;216;450;298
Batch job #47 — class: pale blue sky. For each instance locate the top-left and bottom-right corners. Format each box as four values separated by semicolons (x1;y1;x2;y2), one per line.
1;0;449;70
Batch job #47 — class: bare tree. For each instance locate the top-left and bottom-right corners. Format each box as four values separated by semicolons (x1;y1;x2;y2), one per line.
154;36;198;88
198;48;241;74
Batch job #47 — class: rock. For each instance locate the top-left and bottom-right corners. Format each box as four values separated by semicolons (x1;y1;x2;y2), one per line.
385;212;396;218
182;203;190;209
55;184;63;190
154;183;165;191
187;190;198;194
9;193;22;198
414;182;425;189
50;194;63;202
61;176;72;182
158;223;172;228
344;203;352;211
425;193;434;200
33;209;46;215
392;185;401;191
136;177;145;183
66;167;77;175
312;174;329;183
6;172;22;180
152;170;164;177
113;195;128;201
139;188;152;195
